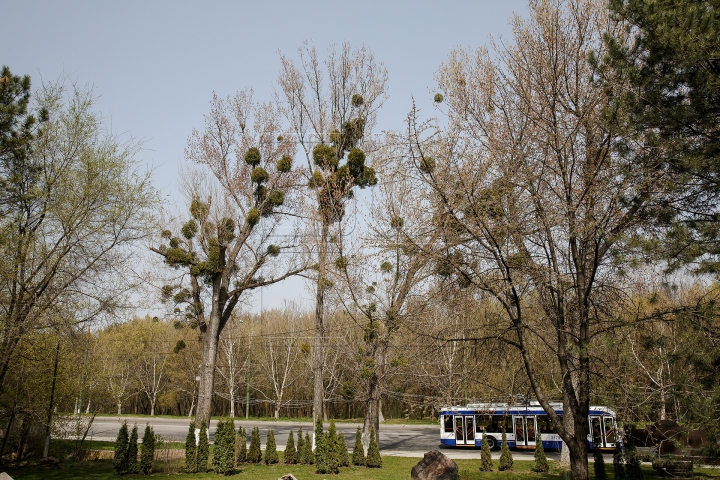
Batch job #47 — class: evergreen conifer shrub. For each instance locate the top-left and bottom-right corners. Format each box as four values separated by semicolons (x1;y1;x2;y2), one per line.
296;428;306;464
113;421;130;474
214;419;236;475
594;446;607;480
140;424;155;475
315;417;329;474
499;429;513;471
533;433;549;473
197;420;209;473
235;426;246;465
247;426;262;463
326;420;340;473
352;426;365;466
480;430;493;471
127;425;139;474
284;429;297;464
212;420;225;473
625;438;644;480
613;448;626;480
337;427;349;467
184;422;197;473
366;427;382;468
304;431;313;464
264;429;279;464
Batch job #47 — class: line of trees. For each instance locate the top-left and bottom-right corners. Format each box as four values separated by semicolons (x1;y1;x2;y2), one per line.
2;0;719;476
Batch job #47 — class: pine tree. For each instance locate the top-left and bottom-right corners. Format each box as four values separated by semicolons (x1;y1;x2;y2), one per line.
197;420;210;473
304;431;314;465
296;428;306;464
315;417;329;474
113;421;130;474
247;426;262;463
613;448;626;480
337;427;349;467
365;427;381;468
594;446;607;480
480;430;493;471
533;432;549;473
140;424;155;475
284;429;297;464
499;429;513;471
264;429;279;464
326;419;340;473
235;426;246;465
352;426;365;466
213;419;235;475
127;424;139;474
184;422;197;473
625;438;644;480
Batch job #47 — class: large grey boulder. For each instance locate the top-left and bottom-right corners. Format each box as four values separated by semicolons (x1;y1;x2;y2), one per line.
411;450;459;480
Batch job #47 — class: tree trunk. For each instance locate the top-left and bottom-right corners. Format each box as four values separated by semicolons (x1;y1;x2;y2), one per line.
117;403;122;415
362;337;388;453
313;220;329;433
196;310;222;427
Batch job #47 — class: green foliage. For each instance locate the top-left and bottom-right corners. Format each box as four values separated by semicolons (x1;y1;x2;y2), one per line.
264;429;279;465
314;417;329;473
480;431;493;471
613;448;626;480
276;155;292;172
113;421;130;474
434;93;444;103
284;429;297;465
499;429;513;471
213;419;235;475
184;422;196;473
533;433;548;473
365;427;382;468
303;431;314;464
181;219;198;239
127;424;139;474
625;438;644;480
296;428;305;464
594;447;607;480
390;216;404;229
267;189;284;207
247;207;260;226
140;424;155;475
190;198;209;219
325;419;341;474
197;420;209;473
337;427;349;467
313;144;339;169
247;426;262;463
251;166;268;184
418;156;435;173
245;147;261;166
351;94;364;107
235;426;246;465
266;244;281;257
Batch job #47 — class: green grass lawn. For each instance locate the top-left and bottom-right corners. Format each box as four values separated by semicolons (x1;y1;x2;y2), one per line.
6;455;720;480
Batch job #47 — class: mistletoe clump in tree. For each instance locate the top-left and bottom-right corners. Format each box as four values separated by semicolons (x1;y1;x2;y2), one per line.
152;91;305;428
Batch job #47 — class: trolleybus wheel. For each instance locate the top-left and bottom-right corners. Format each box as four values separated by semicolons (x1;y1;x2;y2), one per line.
485;436;497;450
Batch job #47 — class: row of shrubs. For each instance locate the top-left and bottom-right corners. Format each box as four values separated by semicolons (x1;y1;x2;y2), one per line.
113;422;156;475
183;418;381;475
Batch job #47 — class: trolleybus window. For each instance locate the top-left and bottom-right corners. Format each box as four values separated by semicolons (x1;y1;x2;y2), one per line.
444;415;454;433
537;415;551;434
475;414;493;433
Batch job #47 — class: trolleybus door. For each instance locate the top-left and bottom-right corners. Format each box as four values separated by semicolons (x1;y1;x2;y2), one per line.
454;415;475;446
513;415;537;448
590;416;606;448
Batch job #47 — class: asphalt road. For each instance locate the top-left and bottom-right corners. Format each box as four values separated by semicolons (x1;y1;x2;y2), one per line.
87;416;561;460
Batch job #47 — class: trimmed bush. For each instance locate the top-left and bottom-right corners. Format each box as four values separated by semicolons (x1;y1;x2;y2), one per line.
304;431;314;464
235;426;246;465
352;426;365;466
140;424;155;475
197;420;209;473
625;438;644;480
213;419;235;475
533;432;549;473
284;429;297;464
337;427;349;467
613;448;626;480
184;422;196;473
594;447;607;480
264;429;279;464
127;424;139;474
296;428;306;464
326;419;340;474
366;427;382;468
480;430;493;471
113;421;130;474
499;429;513;471
314;417;329;474
247;426;262;463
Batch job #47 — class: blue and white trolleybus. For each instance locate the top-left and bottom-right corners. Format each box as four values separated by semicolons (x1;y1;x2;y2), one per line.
440;402;620;451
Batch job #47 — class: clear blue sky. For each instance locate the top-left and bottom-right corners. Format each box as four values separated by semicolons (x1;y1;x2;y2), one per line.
4;0;528;313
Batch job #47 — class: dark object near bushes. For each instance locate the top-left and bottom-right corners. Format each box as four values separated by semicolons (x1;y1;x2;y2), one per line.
593;446;606;480
140;424;155;475
652;456;693;477
410;450;458;480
